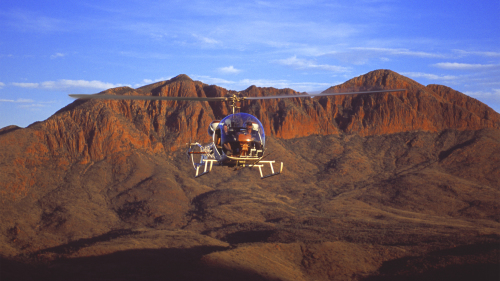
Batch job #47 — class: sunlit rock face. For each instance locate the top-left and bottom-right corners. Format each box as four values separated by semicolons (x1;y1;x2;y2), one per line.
1;70;499;201
321;70;499;136
1;71;499;281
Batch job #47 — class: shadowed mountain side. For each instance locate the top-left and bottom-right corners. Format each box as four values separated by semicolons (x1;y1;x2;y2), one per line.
2;242;497;281
2;129;499;280
1;246;273;281
363;242;499;281
2;70;499;204
1;70;500;280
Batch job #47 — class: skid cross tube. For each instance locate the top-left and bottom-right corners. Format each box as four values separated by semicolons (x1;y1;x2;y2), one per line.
255;161;283;179
195;159;218;178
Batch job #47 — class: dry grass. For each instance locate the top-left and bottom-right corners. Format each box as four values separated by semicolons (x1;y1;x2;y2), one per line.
1;129;499;280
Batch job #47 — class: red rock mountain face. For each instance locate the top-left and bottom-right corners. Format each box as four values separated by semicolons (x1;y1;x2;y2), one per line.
1;70;500;280
0;70;498;202
321;70;499;135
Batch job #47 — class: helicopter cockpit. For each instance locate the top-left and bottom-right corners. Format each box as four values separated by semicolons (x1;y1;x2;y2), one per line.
218;113;265;158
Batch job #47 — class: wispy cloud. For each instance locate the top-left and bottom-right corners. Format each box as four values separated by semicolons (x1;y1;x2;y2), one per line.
0;98;35;103
119;51;171;60
453;49;500;58
433;62;498;70
134;77;173;87
237;78;332;91
351;47;447;58
402;72;458;80
5;9;66;33
12;80;128;91
275;56;350;72
12;82;39;88
50;53;65;59
465;89;500;100
193;76;235;86
218;66;242;74
465;89;500;112
18;103;50;108
193;75;332;92
0;82;4;89
192;34;221;46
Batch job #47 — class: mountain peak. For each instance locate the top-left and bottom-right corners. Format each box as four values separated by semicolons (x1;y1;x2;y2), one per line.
1;70;499;280
169;74;193;83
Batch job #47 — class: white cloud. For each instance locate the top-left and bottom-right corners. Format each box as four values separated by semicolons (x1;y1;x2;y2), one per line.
453;49;500;58
18;103;48;108
351;47;446;58
193;75;235;85
465;89;500;100
12;82;39;88
46;80;122;89
50;53;65;59
193;75;332;92
465;89;500;112
12;79;128;91
276;56;350;72
134;77;173;87
0;98;34;103
218;66;242;74
402;72;458;80
238;78;332;91
192;34;221;45
119;51;171;60
433;62;497;70
6;9;66;33
0;82;4;88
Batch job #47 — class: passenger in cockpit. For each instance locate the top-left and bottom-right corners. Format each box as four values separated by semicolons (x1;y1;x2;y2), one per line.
223;124;235;155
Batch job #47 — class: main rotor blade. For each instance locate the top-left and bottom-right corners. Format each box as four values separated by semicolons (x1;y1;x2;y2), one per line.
70;88;407;103
69;94;227;102
244;89;406;100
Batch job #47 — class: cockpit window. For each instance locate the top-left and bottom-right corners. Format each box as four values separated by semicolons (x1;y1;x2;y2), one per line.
219;113;265;157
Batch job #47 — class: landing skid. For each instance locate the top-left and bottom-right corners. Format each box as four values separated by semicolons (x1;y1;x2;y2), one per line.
188;142;283;179
253;161;283;179
193;158;283;179
195;159;218;178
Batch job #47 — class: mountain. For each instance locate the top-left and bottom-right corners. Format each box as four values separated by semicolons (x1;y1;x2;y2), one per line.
1;70;499;281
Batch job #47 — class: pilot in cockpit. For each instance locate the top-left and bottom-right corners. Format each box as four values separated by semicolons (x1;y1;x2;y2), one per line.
244;121;259;141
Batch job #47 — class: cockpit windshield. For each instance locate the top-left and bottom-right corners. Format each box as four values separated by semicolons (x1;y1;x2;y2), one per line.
219;113;265;157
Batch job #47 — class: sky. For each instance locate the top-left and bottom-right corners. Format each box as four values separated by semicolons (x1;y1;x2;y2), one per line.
1;0;499;128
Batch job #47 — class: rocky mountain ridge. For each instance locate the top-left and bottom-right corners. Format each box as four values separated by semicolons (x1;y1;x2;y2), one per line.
1;69;499;281
1;70;498;202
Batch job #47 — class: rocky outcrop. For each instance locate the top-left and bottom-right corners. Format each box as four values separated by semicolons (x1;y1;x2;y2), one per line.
321;70;500;136
1;71;500;280
1;71;499;202
240;86;340;138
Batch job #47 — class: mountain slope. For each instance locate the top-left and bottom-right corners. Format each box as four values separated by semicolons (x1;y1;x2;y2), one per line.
322;70;499;135
1;70;499;280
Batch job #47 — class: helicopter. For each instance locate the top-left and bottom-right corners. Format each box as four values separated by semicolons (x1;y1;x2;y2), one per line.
70;88;405;179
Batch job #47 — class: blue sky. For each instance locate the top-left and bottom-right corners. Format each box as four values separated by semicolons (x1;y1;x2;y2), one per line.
1;0;499;128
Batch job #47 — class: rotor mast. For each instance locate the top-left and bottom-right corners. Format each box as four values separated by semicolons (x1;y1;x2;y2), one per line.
226;93;244;115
